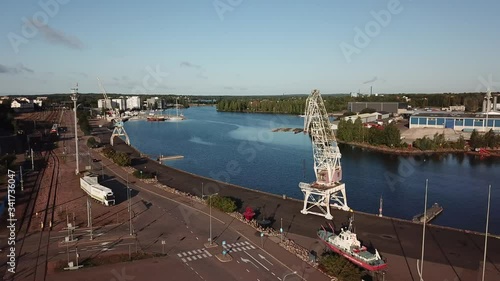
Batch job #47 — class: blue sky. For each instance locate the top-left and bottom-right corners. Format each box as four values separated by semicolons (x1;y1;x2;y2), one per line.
1;0;500;95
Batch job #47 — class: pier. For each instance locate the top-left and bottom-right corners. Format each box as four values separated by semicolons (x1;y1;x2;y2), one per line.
412;202;444;223
157;155;184;161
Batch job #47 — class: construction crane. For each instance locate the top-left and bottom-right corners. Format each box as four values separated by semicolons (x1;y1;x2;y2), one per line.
299;89;349;220
97;77;130;146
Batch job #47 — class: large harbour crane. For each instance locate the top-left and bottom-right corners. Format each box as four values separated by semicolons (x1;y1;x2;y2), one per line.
299;89;349;220
97;77;130;146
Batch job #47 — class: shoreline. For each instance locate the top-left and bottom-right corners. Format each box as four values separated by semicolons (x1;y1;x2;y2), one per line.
338;140;500;157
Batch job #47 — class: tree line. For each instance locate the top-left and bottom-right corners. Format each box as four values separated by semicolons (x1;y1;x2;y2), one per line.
216;92;496;114
336;118;404;148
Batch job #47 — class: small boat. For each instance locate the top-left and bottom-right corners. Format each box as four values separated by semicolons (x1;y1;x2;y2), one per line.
147;115;165;121
317;215;387;271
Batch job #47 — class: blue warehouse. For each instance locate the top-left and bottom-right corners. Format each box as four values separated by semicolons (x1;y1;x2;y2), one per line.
409;112;500;132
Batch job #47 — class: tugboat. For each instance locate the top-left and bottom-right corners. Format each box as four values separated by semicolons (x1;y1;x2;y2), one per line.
317;215;387;271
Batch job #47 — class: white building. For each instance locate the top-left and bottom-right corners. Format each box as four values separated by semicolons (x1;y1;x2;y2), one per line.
126;96;142;109
97;99;112;109
112;98;126;110
11;98;34;112
342;112;390;123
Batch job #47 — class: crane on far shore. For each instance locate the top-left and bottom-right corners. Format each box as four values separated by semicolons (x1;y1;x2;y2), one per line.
97;77;130;146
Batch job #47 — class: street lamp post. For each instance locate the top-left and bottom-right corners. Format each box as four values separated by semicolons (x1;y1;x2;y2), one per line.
417;179;429;281
70;86;79;175
283;271;298;281
205;193;218;248
481;185;492;281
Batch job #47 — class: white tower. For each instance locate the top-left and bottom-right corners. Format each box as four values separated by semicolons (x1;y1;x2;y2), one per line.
299;89;349;220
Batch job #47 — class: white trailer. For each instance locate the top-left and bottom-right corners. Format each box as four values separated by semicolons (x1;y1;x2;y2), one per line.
80;175;115;206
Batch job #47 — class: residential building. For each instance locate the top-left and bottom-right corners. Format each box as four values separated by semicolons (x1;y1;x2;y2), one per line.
126;96;142;109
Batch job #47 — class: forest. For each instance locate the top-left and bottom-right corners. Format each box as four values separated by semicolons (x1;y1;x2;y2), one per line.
216;92;496;114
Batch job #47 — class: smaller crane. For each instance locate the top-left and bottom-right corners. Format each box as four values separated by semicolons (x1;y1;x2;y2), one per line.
97;77;130;146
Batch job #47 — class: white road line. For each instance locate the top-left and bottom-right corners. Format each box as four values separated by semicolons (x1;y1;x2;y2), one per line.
182;252;188;257
277;277;281;280
204;251;212;257
258;254;274;266
181;258;186;262
249;245;256;249
202;254;207;258
245;251;269;271
187;257;192;261
271;272;276;276
197;255;202;259
187;251;192;255
192;256;197;260
246;269;250;273
177;253;182;257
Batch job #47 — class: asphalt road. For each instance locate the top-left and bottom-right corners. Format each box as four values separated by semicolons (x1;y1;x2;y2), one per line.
94;124;500;280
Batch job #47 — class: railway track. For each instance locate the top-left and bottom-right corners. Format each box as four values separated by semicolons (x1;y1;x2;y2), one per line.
6;110;63;281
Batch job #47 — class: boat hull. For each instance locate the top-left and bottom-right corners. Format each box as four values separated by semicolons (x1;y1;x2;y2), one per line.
318;234;387;271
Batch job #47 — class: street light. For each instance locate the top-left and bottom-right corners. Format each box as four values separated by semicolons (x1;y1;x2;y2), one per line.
70;86;79;175
283;271;298;280
206;193;218;247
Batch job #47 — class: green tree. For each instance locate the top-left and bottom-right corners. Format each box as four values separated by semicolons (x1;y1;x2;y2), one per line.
383;123;401;147
319;253;362;281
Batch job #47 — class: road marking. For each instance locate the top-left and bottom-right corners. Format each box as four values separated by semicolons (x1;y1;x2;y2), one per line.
192;256;197;260
277;277;281;280
246;269;250;273
240;257;259;269
187;257;192;261
187;251;192;255
177;253;182;257
204;250;212;257
245;251;269;271
197;255;202;259
258;254;274;266
271;272;276;276
181;258;186;262
202;254;207;258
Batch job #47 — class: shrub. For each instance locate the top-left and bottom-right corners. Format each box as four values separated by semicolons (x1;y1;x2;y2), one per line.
133;170;154;179
102;146;116;158
87;137;99;148
319;252;362;281
113;152;131;166
206;195;237;213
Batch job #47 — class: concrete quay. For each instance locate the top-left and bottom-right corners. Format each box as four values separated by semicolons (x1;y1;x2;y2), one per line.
97;127;500;281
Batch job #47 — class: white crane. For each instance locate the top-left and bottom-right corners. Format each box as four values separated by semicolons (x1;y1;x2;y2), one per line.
299;89;349;220
97;77;130;146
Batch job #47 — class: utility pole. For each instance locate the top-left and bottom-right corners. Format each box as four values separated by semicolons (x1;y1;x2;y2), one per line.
418;179;428;281
71;85;79;175
481;185;492;281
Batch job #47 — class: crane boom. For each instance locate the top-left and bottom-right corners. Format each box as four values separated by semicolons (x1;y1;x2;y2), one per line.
303;89;342;185
300;89;349;220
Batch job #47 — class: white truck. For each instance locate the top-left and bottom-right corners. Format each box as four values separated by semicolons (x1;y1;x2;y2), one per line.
80;174;115;206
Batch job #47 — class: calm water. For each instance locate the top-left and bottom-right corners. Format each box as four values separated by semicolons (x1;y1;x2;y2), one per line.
124;106;500;234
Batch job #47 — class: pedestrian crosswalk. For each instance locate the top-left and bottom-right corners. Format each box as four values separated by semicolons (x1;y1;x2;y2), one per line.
222;241;256;253
177;248;212;263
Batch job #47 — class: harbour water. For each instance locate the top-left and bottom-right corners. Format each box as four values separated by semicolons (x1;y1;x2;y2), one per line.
124;106;500;234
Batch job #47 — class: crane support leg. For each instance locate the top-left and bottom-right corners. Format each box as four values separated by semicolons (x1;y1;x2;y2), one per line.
299;182;349;220
110;125;130;146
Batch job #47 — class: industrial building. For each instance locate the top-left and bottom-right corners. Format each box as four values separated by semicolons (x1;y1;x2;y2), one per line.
409;112;500;132
343;112;390;123
409;91;500;132
347;102;406;114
